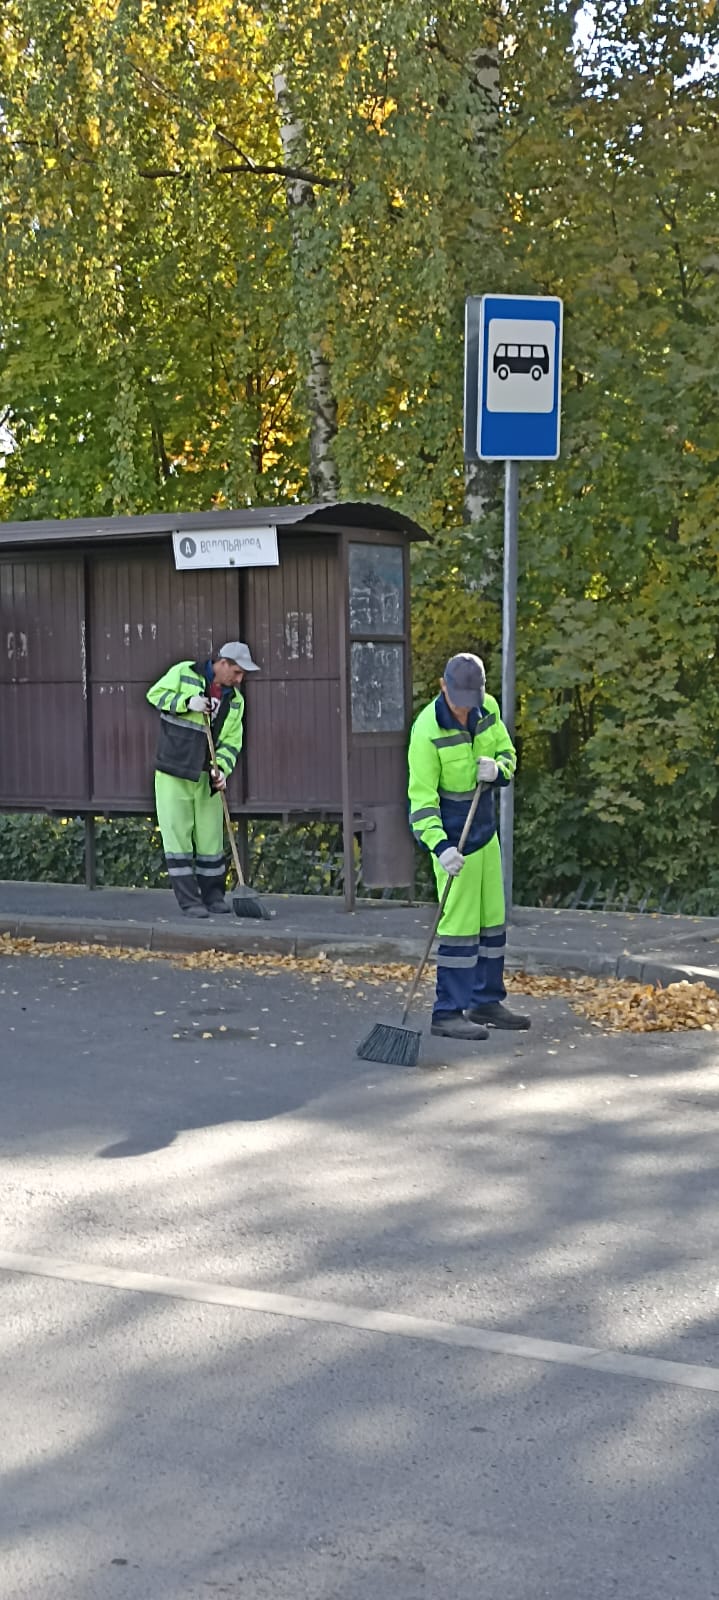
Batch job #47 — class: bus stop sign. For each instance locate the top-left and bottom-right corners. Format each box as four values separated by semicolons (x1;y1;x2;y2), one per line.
471;294;563;461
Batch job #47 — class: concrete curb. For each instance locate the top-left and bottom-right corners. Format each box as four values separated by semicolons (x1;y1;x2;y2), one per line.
0;913;422;966
1;912;718;992
508;946;719;992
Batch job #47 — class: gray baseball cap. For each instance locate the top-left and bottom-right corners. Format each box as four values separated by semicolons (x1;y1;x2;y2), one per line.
443;652;486;709
219;641;260;672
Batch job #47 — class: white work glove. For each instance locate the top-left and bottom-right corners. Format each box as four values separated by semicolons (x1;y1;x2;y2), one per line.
210;767;227;792
187;694;210;713
438;846;465;877
477;756;499;783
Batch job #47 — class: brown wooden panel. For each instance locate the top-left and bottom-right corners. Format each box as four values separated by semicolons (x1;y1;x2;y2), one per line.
241;536;340;806
244;536;338;682
0;556;88;806
0;556;85;685
350;740;409;807
309;542;334;677
243;677;342;806
0;684;88;806
89;547;243;681
89;681;156;808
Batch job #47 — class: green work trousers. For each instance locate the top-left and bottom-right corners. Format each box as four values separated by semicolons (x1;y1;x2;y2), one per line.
431;832;507;1019
155;770;226;911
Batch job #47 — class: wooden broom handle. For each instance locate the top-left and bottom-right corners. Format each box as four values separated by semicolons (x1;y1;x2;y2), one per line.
204;715;246;887
399;780;486;1026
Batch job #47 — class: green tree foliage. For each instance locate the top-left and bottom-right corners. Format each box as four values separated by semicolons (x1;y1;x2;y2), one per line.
0;0;503;519
501;0;719;902
0;0;307;511
1;1;718;904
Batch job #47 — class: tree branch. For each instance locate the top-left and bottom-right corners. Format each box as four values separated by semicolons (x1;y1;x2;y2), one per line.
137;159;338;186
127;59;341;189
655;192;689;302
6;134;338;188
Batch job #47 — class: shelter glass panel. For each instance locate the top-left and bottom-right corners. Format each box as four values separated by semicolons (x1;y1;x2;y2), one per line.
350;642;404;733
348;544;404;637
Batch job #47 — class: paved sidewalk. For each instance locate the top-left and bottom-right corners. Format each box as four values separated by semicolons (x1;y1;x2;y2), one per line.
1;879;718;990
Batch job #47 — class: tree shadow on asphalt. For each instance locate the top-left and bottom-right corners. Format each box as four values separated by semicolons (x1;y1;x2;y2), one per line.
4;957;719;1594
2;1269;719;1600
4;948;715;1156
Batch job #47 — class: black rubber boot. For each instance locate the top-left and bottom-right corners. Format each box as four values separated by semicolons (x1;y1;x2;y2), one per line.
431;1014;489;1041
467;1002;531;1031
204;897;232;915
182;902;210;919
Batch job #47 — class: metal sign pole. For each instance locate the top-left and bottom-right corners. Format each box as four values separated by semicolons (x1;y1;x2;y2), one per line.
500;459;519;916
467;291;562;918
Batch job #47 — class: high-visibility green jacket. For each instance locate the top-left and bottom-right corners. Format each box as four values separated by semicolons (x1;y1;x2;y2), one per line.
408;692;516;858
147;658;244;782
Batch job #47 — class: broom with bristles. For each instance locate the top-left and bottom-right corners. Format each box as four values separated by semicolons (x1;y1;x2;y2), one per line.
204;716;272;920
356;781;486;1067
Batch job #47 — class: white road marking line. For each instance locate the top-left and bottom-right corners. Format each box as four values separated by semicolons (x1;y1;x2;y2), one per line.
1;1248;717;1394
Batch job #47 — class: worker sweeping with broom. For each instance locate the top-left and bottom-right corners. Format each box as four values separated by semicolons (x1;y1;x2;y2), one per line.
147;642;262;919
409;652;530;1040
357;652;529;1066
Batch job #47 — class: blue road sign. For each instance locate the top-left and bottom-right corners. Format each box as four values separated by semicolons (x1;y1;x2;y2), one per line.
477;294;563;461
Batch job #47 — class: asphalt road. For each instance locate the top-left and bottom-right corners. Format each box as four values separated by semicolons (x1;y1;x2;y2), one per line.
2;950;719;1600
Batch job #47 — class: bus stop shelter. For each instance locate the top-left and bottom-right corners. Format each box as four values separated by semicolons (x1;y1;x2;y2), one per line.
0;500;428;908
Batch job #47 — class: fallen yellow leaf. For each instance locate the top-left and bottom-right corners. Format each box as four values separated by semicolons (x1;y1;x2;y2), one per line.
1;935;717;1034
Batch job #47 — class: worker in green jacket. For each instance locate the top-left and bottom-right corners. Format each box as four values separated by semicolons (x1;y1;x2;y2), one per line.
408;652;530;1040
147;641;259;918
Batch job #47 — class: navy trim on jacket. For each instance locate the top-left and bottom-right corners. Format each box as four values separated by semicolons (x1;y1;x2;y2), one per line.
432;694;498;857
194;659;234;750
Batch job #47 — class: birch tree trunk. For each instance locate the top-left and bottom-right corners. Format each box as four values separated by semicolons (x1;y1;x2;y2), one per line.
272;68;340;502
462;31;501;528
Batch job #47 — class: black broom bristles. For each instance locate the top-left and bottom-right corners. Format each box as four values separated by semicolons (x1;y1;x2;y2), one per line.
354;796;485;1069
232;887;272;921
356;1022;422;1067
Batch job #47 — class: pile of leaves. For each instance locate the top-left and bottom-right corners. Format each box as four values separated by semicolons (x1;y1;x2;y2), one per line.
2;934;719;1034
566;977;719;1035
509;971;719;1033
